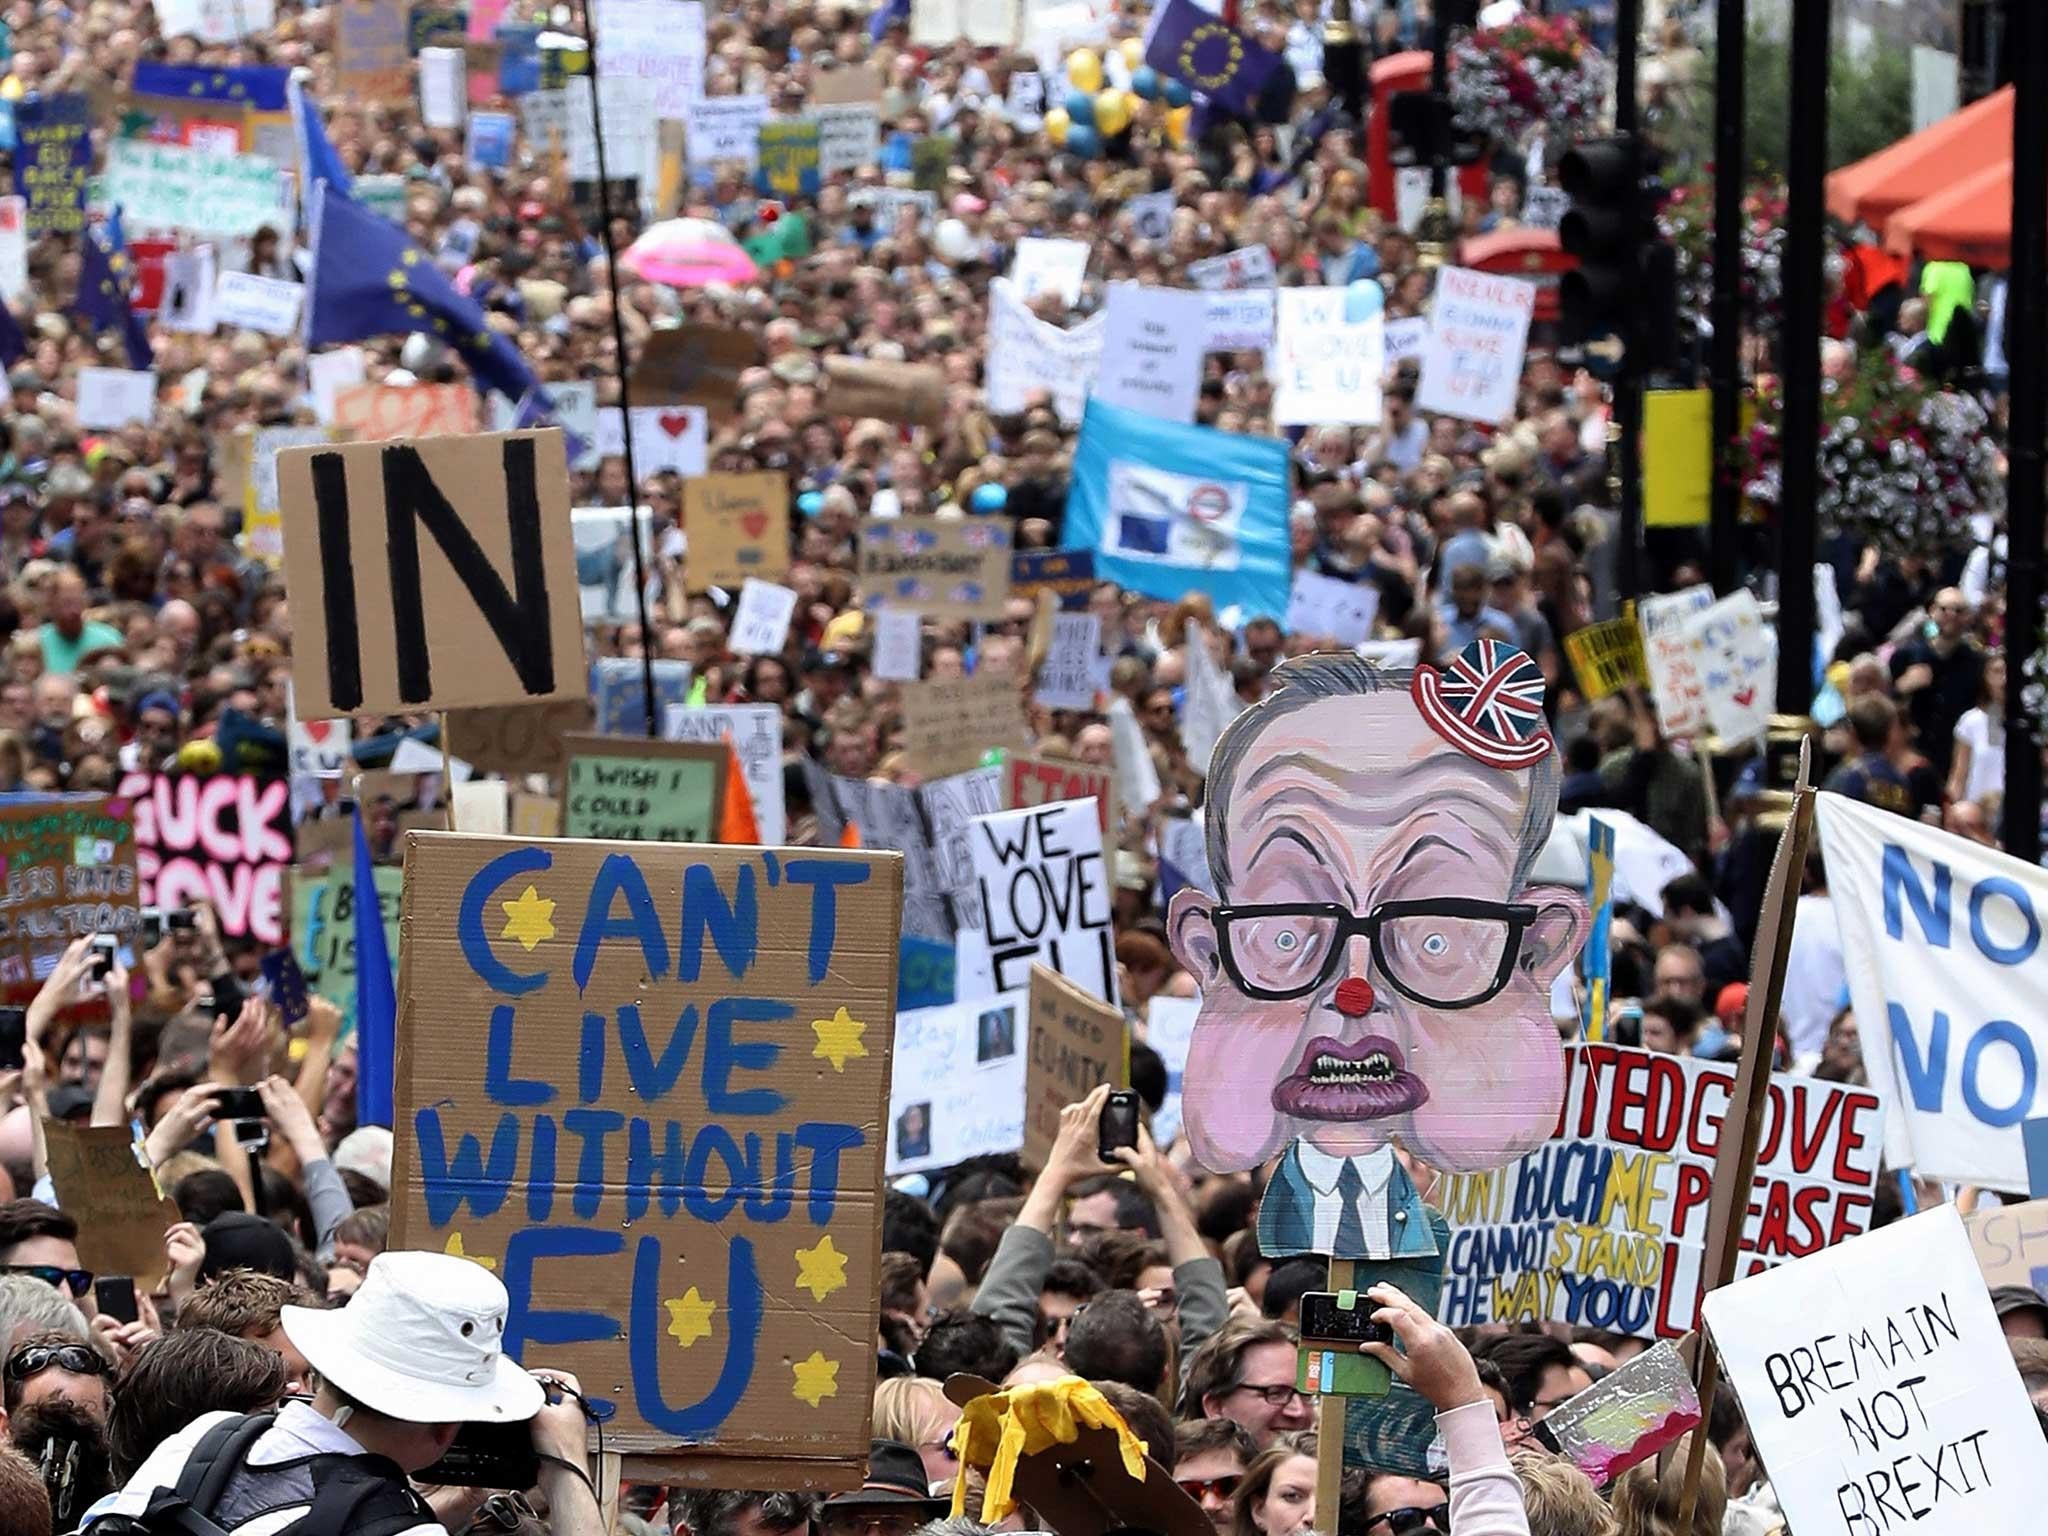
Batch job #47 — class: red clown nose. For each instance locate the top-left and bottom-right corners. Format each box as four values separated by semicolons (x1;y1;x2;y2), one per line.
1333;976;1375;1017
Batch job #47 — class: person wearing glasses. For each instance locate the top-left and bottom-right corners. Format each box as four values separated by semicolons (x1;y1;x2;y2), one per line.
1168;645;1585;1261
0;1200;96;1317
2;1329;113;1431
1173;1417;1257;1532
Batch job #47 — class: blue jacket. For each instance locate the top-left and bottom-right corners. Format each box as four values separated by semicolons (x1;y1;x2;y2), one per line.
1258;1142;1442;1260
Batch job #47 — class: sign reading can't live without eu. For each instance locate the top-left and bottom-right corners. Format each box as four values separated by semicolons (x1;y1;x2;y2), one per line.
389;834;904;1468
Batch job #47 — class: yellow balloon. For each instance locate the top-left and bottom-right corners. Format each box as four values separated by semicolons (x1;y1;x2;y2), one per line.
1119;37;1144;68
1045;106;1071;146
1166;104;1191;146
1094;87;1130;136
1066;48;1103;93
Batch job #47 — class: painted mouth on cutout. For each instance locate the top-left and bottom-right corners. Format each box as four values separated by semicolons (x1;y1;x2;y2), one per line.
1272;1033;1429;1120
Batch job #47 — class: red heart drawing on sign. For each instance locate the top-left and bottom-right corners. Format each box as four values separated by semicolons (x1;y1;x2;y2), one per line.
658;412;691;438
741;512;769;538
301;720;334;744
1732;687;1755;707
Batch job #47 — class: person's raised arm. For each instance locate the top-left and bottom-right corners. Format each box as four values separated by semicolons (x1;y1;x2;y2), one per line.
91;954;134;1128
530;1370;605;1536
1111;1123;1230;1380
294;995;342;1122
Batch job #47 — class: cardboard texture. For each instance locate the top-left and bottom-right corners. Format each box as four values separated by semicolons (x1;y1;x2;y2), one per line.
627;326;759;413
1968;1198;2048;1293
1166;646;1586;1261
389;833;904;1467
808;63;881;104
332;382;480;440
858;517;1011;622
560;735;727;844
510;792;562;838
683;472;790;592
1023;963;1128;1169
822;357;946;428
899;674;1027;780
117;771;290;945
0;795;140;998
445;698;596;776
278;430;585;718
43;1122;177;1288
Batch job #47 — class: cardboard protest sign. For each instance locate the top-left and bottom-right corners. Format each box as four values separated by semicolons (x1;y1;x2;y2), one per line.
43;1123;178;1288
101;141;286;240
212;271;303;336
1010;237;1089;307
13;94;90;235
858;517;1011;622
1383;315;1430;368
1271;287;1383;427
0;796;139;994
685;95;769;174
117;771;291;944
821;357;945;428
683;472;788;592
592;658;692;736
627;325;757;413
560;735;726;844
389;833;902;1464
1414;266;1536;426
1820;795;2048;1188
986;277;1103;425
1644;388;1713;528
730;580;798;658
1003;754;1117;839
813;103;880;175
1968;1198;2048;1293
76;369;158;430
338;0;413;97
1203;289;1276;352
900;673;1027;780
956;799;1116;1005
332;383;481;441
871;610;921;682
1683;591;1774;747
1636;585;1716;739
1023;963;1127;1168
591;0;705;116
886;988;1029;1174
279;430;584;718
1034;613;1102;712
911;0;1019;46
1011;549;1096;608
1563;617;1649;701
443;698;595;776
1436;1043;1883;1338
1703;1205;2048;1536
1096;284;1205;423
803;763;1000;943
661;703;786;846
756;118;820;199
1186;245;1276;290
291;864;404;1032
288;688;352;778
1286;570;1379;646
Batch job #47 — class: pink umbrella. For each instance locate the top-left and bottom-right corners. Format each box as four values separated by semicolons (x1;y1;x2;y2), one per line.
619;218;761;288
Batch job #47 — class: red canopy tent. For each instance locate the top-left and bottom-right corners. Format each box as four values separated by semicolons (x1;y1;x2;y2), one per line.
1824;86;2013;228
1884;160;2015;266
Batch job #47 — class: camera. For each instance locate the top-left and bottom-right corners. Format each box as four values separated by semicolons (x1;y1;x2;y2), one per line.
168;908;198;933
0;1008;24;1073
1298;1291;1393;1348
89;935;118;980
1097;1089;1140;1163
214;1086;268;1148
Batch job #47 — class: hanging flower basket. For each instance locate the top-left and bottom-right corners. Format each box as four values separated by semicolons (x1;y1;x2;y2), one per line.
1658;179;1788;337
1447;15;1610;148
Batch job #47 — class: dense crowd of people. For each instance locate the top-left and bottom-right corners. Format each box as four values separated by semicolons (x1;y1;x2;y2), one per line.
0;0;2034;1533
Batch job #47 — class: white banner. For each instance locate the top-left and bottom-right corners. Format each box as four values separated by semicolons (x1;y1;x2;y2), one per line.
1683;590;1775;748
660;701;786;845
592;0;706;117
955;799;1116;1005
1820;792;2048;1187
0;197;25;301
1095;284;1204;422
212;270;303;336
101;141;287;240
1187;245;1277;291
1203;288;1275;352
987;277;1103;425
1009;237;1090;308
885;988;1029;1174
685;95;769;174
1270;287;1383;426
1415;265;1536;426
76;367;157;429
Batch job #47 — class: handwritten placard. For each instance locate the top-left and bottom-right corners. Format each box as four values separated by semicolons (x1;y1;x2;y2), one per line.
560;734;726;844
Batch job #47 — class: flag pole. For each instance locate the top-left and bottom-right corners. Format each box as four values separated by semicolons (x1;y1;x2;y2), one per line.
573;1;661;740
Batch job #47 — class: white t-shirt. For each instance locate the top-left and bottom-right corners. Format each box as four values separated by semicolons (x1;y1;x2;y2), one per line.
1953;706;2005;803
1780;892;1846;1061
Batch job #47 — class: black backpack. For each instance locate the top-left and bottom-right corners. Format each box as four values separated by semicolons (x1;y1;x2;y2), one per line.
89;1412;435;1536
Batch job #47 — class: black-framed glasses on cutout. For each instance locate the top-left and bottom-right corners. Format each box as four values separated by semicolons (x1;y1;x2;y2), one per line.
1212;898;1539;1009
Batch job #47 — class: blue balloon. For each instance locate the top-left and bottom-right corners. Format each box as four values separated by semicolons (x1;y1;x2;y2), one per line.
1130;65;1161;101
797;489;825;516
971;482;1008;512
1064;89;1095;127
1065;123;1101;157
1162;76;1191;108
1342;280;1385;323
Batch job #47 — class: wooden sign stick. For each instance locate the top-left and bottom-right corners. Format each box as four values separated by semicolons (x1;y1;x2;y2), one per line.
1312;1257;1355;1524
1673;740;1815;1528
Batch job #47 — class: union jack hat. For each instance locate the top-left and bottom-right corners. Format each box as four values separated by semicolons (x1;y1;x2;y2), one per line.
1411;638;1554;771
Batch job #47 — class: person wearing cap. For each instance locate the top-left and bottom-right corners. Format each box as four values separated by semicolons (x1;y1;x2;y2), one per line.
82;1251;602;1536
819;1439;951;1536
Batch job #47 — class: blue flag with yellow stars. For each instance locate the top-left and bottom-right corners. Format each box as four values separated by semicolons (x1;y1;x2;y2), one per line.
0;301;25;368
74;209;154;370
130;63;290;111
1143;0;1293;123
303;181;538;403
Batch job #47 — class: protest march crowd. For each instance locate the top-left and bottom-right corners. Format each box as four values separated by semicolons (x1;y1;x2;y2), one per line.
0;0;2043;1534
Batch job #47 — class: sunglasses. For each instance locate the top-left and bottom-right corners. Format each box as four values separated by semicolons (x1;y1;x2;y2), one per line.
1176;1475;1241;1501
0;1263;93;1297
5;1342;112;1383
1371;1506;1449;1535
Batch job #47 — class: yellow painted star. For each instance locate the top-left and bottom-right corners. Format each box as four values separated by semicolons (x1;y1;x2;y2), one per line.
794;1235;848;1302
443;1231;497;1271
791;1351;839;1407
402;247;421;266
664;1287;715;1348
811;1006;867;1072
499;885;556;950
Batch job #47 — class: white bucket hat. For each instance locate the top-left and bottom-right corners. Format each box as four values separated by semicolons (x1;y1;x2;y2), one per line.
281;1251;546;1424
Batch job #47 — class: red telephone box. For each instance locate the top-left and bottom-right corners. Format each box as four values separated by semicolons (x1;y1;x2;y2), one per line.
1367;51;1490;223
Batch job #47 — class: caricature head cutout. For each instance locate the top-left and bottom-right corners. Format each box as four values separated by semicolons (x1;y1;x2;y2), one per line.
1169;644;1586;1219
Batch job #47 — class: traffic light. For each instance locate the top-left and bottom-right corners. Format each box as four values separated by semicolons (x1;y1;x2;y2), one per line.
1386;91;1486;169
1558;134;1682;375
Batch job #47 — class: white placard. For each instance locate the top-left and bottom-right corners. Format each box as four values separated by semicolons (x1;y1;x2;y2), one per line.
1126;191;1175;243
595;405;709;476
451;781;508;834
885;988;1030;1174
419;47;466;129
76;367;157;429
1270;287;1384;426
1285;569;1380;647
1522;184;1570;230
1146;994;1200;1147
1682;590;1775;748
986;277;1104;426
159;247;218;334
564;76;660;186
307;348;366;426
1203;288;1275;352
1383;314;1430;367
729;578;797;657
685;95;770;174
212;270;303;336
153;0;274;43
0;196;26;302
1819;793;2048;1186
813;102;880;174
1033;612;1101;711
286;680;352;779
1703;1205;2048;1536
660;700;786;845
873;608;923;681
1187;245;1277;291
1095;284;1204;423
1010;237;1090;308
592;0;706;118
1416;265;1537;426
955;798;1116;1006
911;0;1020;46
1637;584;1717;739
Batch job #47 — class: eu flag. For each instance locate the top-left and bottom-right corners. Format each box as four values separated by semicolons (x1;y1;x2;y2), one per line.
290;73;352;199
1143;0;1294;123
130;63;290;111
352;805;396;1130
304;182;538;403
74;209;154;370
0;302;24;367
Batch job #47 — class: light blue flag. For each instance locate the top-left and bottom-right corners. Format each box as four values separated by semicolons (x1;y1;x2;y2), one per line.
1063;398;1293;621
